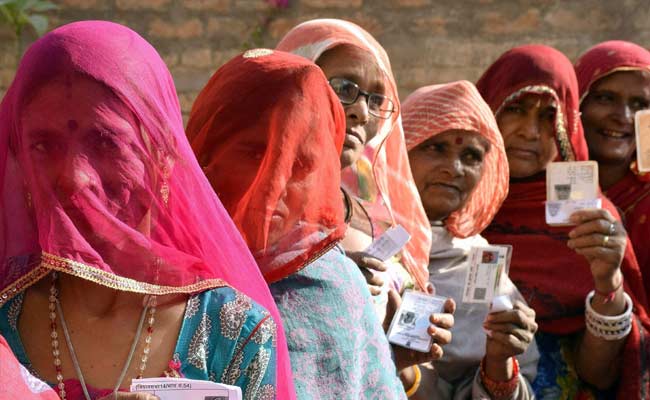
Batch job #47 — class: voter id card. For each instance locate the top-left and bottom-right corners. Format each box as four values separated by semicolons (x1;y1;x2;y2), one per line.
387;290;445;353
462;245;512;304
363;225;411;262
636;109;650;172
545;161;601;226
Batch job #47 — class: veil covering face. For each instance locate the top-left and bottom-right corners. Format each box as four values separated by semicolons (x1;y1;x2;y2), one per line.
0;21;295;399
276;19;431;291
187;49;347;284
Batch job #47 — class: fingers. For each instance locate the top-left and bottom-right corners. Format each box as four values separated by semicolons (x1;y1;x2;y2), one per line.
360;267;384;287
428;324;452;346
383;289;401;332
430;312;454;330
425;282;435;295
485;303;537;333
485;330;529;355
570;208;615;225
443;297;456;314
347;251;388;272
368;285;382;296
567;233;626;250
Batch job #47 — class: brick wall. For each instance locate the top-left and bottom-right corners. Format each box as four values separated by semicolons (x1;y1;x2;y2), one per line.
1;0;649;120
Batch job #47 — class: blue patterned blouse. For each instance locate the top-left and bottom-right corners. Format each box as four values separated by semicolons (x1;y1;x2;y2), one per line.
0;286;277;400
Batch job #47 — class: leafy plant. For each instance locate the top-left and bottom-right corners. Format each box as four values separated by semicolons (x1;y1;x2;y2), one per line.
0;0;57;38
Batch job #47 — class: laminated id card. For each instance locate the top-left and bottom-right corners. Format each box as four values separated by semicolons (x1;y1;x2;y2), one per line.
387;290;445;353
462;245;512;304
545;161;601;226
363;225;411;262
636;109;650;172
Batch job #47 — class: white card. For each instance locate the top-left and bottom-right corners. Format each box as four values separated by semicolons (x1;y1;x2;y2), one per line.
130;377;242;400
462;245;512;304
363;225;411;262
545;161;600;226
387;290;445;353
636;109;650;172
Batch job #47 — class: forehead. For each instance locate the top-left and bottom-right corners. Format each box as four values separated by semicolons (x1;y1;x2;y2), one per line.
510;92;555;108
437;129;489;148
316;45;385;91
592;69;650;93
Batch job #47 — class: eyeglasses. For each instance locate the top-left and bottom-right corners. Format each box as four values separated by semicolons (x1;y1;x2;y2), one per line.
328;77;396;119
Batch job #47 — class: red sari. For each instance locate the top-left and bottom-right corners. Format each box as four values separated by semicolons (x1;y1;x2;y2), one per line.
575;40;650;298
477;44;650;399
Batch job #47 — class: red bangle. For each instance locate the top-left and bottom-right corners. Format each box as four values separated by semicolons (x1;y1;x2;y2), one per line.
480;356;519;399
595;276;623;304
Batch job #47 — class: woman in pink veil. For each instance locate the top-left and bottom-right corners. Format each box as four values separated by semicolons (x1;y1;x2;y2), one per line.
0;20;293;400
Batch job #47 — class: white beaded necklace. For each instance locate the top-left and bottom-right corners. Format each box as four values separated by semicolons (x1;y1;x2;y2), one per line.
48;272;157;400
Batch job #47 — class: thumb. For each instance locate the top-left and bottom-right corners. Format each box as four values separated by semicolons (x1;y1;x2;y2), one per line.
425;282;435;295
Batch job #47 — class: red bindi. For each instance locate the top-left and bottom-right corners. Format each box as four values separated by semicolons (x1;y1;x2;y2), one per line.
67;119;78;131
455;136;463;145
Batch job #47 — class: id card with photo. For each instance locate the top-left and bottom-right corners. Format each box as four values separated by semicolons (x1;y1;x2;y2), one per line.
545;161;600;226
364;225;411;262
387;290;446;353
462;245;512;304
636;109;650;172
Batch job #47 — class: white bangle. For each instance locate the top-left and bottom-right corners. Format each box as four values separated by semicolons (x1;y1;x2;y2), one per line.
585;290;633;341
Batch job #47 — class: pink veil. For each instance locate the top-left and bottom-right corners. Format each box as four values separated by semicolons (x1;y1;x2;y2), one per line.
0;20;294;398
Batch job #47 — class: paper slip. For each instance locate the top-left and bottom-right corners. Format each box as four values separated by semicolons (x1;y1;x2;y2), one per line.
130;378;241;400
636;109;650;172
363;225;411;262
462;245;512;304
545;161;601;226
387;290;446;353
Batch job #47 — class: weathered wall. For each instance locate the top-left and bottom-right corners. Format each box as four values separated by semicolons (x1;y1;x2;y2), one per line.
1;0;649;119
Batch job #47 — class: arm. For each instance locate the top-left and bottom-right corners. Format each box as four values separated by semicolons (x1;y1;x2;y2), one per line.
567;209;628;389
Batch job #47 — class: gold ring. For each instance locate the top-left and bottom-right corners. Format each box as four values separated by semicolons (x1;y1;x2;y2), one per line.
603;235;610;247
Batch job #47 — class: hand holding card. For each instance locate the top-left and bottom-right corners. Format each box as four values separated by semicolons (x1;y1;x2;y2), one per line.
636;109;650;172
545;161;601;226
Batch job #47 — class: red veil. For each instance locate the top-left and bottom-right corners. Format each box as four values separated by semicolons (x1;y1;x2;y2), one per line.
477;44;650;398
0;21;294;399
276;19;431;291
187;49;346;284
575;40;650;297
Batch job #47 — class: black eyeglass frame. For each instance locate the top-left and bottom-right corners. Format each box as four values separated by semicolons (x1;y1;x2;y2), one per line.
328;77;396;119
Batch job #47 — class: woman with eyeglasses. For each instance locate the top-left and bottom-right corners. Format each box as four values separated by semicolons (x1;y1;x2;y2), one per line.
277;19;455;396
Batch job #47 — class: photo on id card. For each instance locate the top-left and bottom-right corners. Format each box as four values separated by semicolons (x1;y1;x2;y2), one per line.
462;245;512;304
545;161;600;226
636;109;650;172
387;290;446;353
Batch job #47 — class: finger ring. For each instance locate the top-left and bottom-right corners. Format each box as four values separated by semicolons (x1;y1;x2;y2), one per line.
603;235;610;247
608;222;616;236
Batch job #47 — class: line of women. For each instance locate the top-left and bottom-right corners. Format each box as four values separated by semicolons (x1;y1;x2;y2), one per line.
0;16;649;400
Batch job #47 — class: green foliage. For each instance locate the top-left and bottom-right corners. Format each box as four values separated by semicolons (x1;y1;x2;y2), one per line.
0;0;57;38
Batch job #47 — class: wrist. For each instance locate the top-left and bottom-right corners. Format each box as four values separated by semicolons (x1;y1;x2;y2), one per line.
594;269;623;294
484;354;513;381
480;356;519;399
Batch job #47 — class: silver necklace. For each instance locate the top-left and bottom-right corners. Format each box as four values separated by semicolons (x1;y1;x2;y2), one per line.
48;272;157;399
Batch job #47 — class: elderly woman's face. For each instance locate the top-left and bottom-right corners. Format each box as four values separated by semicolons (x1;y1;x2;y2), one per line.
317;45;386;169
20;77;150;230
408;129;489;221
496;93;558;178
581;70;650;167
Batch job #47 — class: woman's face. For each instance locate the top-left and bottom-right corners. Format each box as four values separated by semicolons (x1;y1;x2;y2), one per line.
581;70;650;166
317;45;387;169
496;93;558;178
20;77;150;230
408;129;489;221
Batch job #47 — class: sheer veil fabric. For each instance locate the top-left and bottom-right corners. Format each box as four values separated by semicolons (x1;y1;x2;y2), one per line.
0;21;294;399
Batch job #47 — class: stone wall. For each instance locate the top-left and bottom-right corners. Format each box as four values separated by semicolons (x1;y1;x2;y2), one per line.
1;0;648;120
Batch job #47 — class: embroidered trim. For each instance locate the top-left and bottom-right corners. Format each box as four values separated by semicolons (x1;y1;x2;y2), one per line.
0;252;228;306
187;314;212;370
244;347;271;400
496;85;576;162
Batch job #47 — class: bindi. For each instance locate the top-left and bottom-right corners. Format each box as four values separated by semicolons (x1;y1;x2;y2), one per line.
67;119;79;131
455;136;463;145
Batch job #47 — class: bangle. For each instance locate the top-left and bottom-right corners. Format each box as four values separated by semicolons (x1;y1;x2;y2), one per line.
585;290;633;340
594;276;623;304
405;365;421;397
480;356;519;399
